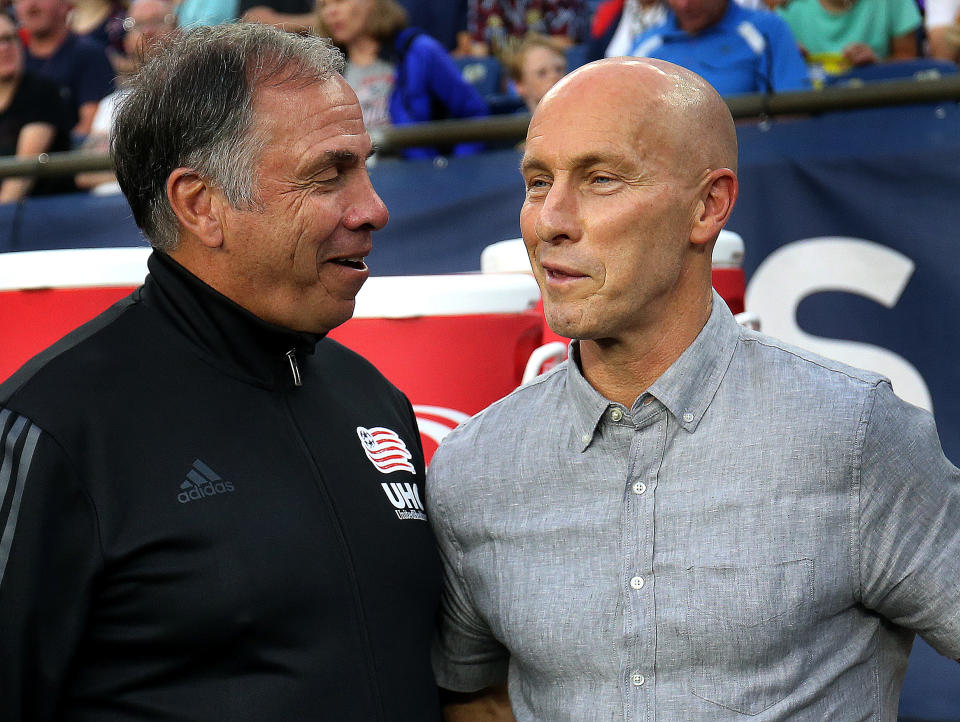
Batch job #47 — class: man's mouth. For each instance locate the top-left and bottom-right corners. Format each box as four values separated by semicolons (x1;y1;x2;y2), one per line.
543;264;587;281
330;256;367;271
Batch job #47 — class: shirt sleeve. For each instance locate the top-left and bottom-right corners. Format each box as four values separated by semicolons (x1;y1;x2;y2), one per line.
924;0;960;29
426;438;510;693
889;0;923;37
857;382;960;659
763;13;812;92
0;411;101;721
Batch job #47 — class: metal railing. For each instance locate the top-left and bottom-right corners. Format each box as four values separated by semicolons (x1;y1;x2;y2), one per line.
1;74;959;179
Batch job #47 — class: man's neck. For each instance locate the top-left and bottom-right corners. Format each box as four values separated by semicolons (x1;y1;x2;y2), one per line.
26;26;69;58
578;292;713;408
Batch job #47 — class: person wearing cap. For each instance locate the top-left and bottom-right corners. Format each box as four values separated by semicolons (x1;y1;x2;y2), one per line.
428;57;960;721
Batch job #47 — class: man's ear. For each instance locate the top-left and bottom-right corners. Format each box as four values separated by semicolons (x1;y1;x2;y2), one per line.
690;168;738;247
166;168;224;249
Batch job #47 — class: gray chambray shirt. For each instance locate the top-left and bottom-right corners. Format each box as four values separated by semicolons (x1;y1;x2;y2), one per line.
427;293;960;721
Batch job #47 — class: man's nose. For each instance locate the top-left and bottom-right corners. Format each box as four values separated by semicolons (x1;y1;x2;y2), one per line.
535;183;580;244
345;173;389;232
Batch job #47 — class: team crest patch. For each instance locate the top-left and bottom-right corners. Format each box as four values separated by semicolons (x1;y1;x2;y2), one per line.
357;426;416;474
357;426;426;521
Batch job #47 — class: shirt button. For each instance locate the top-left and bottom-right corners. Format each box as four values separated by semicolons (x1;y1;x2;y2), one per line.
581;433;590;444
629;575;644;590
682;412;694;423
609;407;623;422
631;672;645;687
632;481;646;495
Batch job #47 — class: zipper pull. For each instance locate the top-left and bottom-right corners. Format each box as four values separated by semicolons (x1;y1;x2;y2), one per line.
286;349;302;387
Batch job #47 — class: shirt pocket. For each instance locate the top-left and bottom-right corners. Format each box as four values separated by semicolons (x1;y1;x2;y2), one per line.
683;559;815;716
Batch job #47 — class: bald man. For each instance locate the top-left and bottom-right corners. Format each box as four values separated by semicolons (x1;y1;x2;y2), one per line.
426;58;960;721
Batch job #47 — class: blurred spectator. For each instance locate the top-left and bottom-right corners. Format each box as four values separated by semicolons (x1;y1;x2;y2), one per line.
506;33;566;109
398;0;467;51
590;0;666;58
69;0;126;55
464;0;587;60
14;0;115;137
76;0;176;192
0;11;73;201
925;0;959;63
176;0;237;26
240;0;315;33
776;0;921;77
317;0;489;158
630;0;811;93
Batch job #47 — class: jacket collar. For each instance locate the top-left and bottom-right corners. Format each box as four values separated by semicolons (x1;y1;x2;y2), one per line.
140;251;321;390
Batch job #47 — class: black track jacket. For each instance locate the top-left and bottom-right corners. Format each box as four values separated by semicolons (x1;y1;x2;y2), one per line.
0;252;442;720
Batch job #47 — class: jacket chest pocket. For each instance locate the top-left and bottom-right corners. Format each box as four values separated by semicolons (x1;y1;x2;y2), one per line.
683;559;815;716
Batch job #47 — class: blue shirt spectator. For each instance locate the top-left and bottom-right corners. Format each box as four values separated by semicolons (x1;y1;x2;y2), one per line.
23;33;114;135
631;0;810;94
15;0;114;137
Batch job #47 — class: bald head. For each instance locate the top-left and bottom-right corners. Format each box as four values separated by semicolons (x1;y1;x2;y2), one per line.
519;56;740;352
533;57;738;179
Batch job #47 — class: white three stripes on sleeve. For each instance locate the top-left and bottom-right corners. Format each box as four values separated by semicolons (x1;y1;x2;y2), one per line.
0;409;42;588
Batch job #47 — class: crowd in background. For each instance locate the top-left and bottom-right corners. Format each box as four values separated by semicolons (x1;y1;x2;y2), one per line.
0;0;958;203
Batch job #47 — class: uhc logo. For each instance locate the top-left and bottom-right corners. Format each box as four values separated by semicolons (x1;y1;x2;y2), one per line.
381;481;426;521
177;459;235;504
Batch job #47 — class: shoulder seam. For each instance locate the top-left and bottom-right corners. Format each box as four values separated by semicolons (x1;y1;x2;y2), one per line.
441;363;567;443
739;335;887;388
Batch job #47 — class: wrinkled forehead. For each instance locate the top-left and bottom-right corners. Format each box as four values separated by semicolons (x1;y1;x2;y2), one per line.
252;74;369;152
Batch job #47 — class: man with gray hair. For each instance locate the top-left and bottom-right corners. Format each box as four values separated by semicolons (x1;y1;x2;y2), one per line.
0;24;441;720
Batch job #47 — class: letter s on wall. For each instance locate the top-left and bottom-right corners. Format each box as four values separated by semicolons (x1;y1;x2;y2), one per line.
745;237;932;412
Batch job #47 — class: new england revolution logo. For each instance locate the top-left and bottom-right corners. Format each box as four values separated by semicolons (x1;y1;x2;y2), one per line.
357;426;416;474
357;426;425;521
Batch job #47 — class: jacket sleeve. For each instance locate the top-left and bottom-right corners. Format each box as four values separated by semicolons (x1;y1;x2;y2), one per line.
857;382;960;659
415;35;490;120
0;410;101;721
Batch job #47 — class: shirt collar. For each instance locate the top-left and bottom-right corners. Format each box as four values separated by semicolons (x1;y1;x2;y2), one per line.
565;290;741;450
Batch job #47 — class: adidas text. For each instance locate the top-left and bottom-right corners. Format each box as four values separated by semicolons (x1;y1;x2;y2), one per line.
178;480;236;504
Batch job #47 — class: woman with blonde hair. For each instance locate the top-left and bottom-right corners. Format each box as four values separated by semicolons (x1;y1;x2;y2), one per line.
317;0;488;158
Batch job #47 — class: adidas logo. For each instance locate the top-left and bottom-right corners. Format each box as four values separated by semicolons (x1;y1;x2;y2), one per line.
177;459;235;504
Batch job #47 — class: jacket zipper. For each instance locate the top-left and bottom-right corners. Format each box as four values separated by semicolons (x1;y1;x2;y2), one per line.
286;349;302;387
280;395;387;720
